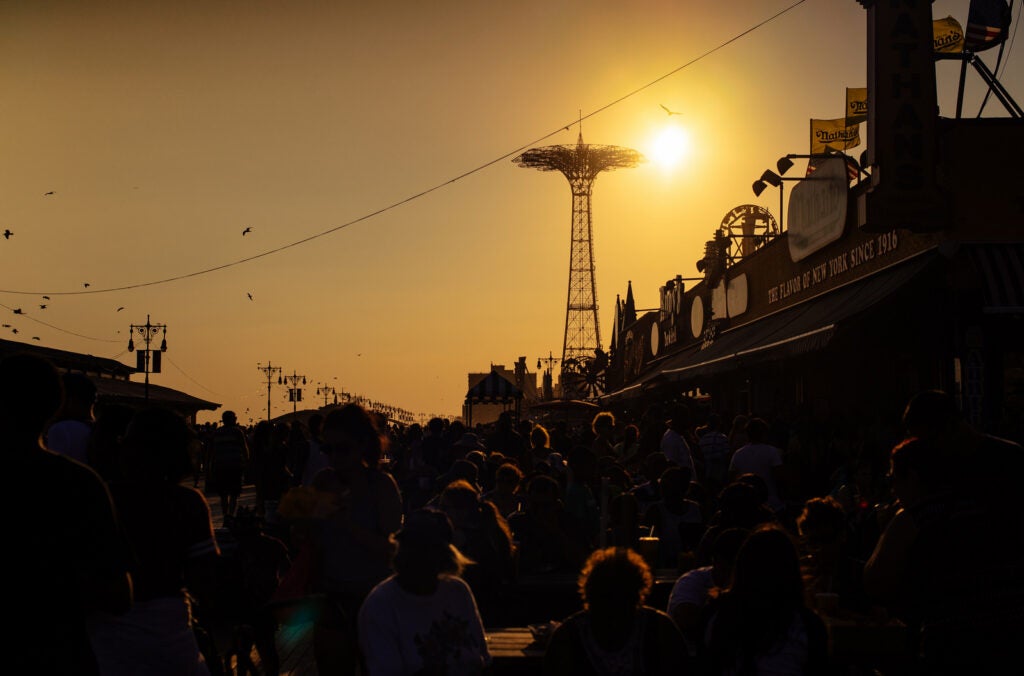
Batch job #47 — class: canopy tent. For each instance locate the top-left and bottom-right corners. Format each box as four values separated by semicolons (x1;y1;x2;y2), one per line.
464;370;522;427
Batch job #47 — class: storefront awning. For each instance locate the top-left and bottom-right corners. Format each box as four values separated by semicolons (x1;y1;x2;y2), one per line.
617;251;938;391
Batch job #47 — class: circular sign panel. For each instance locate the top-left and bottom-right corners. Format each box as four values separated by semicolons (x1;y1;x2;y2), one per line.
650;321;660;357
690;296;704;338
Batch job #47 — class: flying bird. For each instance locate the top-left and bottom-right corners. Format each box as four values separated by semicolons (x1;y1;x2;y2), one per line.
247;292;253;300
116;306;125;312
11;328;18;334
13;308;23;315
39;304;47;310
83;282;90;288
44;191;54;196
32;336;40;341
1;324;9;328
242;227;253;236
659;104;682;116
2;229;12;239
42;295;50;300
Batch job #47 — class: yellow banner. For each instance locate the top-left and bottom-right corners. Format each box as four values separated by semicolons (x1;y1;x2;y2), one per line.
845;87;868;125
933;16;965;56
810;118;861;154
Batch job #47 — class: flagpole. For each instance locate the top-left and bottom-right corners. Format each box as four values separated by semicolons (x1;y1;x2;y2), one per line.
956;54;969;119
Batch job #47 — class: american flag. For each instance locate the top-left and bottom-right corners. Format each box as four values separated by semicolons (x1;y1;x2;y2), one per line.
965;0;1011;52
806;155;860;183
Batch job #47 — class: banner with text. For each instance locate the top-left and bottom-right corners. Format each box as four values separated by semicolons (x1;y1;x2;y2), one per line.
933;16;965;56
845;87;868;125
810;118;861;154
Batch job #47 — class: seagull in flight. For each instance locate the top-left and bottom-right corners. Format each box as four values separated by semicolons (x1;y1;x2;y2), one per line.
242;227;253;236
660;104;682;116
13;308;23;315
42;295;50;300
2;229;12;239
83;282;91;288
116;306;125;312
1;324;9;328
247;292;253;301
32;336;40;341
39;304;47;310
44;191;54;196
11;328;18;334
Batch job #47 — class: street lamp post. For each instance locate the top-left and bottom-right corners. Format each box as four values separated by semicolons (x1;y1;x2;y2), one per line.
317;383;338;407
537;351;558;400
257;361;282;422
283;370;307;415
127;314;167;403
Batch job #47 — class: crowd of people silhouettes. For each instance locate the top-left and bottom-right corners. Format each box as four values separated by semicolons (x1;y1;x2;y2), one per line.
12;349;1024;675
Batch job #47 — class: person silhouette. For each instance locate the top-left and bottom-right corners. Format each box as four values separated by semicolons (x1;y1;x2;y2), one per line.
544;547;688;675
5;353;132;674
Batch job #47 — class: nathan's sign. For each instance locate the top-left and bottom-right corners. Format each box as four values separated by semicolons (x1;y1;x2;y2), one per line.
858;0;944;232
788;157;848;262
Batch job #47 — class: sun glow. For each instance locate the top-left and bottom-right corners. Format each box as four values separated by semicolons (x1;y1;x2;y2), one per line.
648;125;690;171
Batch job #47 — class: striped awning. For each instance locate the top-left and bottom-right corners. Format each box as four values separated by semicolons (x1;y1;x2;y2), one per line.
465;370;522;404
964;243;1024;314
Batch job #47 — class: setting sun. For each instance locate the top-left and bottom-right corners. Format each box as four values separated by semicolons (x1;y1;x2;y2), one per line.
648;125;690;171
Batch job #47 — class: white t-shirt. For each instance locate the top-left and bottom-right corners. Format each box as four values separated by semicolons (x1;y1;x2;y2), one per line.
358;574;491;676
666;565;715;616
728;442;785;513
660;428;694;471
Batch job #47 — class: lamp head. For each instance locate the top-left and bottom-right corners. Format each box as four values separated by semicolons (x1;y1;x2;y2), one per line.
127;338;134;352
752;180;768;197
776;156;795;175
759;169;782;187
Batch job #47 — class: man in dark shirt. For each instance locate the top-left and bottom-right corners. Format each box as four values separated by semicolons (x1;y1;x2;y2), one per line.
207;409;250;520
4;353;133;675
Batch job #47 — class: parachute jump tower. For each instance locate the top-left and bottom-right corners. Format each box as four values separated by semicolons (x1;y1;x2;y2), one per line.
514;132;643;399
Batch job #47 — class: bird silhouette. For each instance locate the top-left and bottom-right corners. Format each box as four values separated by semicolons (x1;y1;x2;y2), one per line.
660;104;682;116
3;229;12;239
13;308;23;315
242;227;253;236
1;324;9;328
39;304;47;310
247;292;253;300
44;191;54;196
32;336;40;341
116;306;125;312
11;328;18;334
83;282;90;288
42;295;50;300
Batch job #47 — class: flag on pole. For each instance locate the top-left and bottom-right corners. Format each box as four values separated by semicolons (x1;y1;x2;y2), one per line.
933;16;965;56
810;118;861;154
806;154;860;182
964;0;1011;52
845;87;868;124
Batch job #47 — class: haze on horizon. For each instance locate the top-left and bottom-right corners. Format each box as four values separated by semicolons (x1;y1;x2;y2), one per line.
1;1;1019;424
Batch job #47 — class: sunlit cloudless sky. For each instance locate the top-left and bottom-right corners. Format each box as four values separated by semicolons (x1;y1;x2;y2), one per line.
1;1;1019;424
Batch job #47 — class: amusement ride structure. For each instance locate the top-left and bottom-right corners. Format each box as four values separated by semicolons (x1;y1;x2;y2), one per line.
514;131;643;399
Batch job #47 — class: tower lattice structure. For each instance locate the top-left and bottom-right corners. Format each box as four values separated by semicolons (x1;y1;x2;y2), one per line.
514;132;643;398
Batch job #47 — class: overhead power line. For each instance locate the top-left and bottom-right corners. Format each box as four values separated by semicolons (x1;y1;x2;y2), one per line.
0;1;807;298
